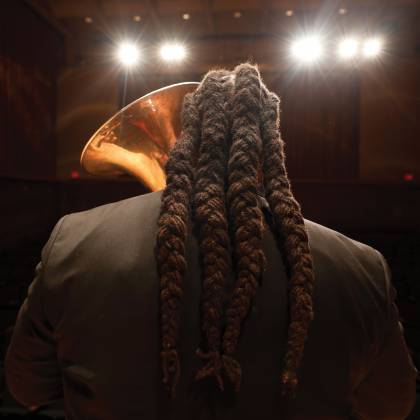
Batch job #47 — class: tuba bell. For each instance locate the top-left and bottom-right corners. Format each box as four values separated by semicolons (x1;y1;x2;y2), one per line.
80;82;199;191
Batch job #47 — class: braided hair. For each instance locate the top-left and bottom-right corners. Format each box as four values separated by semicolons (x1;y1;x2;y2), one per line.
155;63;315;398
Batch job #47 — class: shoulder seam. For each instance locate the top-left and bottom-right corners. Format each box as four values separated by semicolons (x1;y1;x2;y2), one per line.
43;216;67;268
372;249;395;359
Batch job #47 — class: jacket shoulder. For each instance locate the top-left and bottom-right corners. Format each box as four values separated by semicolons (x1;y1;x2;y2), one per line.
44;191;163;277
304;219;391;332
305;219;384;272
62;190;163;228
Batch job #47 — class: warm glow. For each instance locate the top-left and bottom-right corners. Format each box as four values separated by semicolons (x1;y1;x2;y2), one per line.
403;173;414;182
159;43;187;62
363;38;383;57
338;38;358;59
291;36;323;63
117;42;140;66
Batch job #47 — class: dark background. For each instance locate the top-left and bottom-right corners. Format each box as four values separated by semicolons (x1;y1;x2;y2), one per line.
0;0;419;418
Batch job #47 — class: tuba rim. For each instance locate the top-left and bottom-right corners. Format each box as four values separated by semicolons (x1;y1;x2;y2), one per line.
80;81;199;190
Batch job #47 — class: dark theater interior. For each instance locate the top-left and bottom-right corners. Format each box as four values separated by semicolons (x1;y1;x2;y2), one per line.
1;0;420;418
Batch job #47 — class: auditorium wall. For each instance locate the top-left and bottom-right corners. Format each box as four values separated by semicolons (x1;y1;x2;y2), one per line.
359;54;420;183
0;0;63;179
54;40;420;185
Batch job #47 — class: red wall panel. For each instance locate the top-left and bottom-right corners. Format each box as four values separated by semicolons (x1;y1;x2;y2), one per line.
0;0;63;179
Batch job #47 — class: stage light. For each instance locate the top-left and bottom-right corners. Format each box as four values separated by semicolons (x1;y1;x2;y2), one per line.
338;38;358;59
133;15;141;22
291;36;323;63
363;38;383;57
84;16;93;24
117;42;140;67
233;11;242;18
285;10;294;17
159;43;186;63
182;13;190;20
338;8;347;15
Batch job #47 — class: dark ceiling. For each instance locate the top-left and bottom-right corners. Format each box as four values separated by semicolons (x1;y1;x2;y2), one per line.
26;0;420;73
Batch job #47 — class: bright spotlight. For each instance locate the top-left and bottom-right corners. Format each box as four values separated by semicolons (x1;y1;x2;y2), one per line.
338;38;358;59
117;42;140;67
291;36;323;63
363;38;383;58
159;43;187;63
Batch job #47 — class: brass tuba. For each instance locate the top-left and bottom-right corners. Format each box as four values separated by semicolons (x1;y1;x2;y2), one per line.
80;82;199;191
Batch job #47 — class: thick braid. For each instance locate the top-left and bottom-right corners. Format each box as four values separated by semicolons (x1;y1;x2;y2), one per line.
156;92;201;397
193;71;233;390
221;64;266;391
156;63;315;400
260;89;315;397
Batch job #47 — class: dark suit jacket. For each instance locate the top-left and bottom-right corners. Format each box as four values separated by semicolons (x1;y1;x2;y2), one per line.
5;191;417;419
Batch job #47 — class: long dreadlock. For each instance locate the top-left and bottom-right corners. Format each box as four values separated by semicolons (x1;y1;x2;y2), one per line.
155;63;315;398
192;70;233;389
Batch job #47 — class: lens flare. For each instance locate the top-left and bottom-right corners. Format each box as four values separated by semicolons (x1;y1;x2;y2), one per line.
338;38;358;59
363;38;383;57
117;42;140;66
159;43;187;62
291;36;323;63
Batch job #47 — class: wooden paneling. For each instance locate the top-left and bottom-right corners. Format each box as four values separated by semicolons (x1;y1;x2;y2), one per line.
292;181;420;232
277;69;360;180
359;55;420;183
0;0;63;179
56;66;120;179
0;179;59;250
